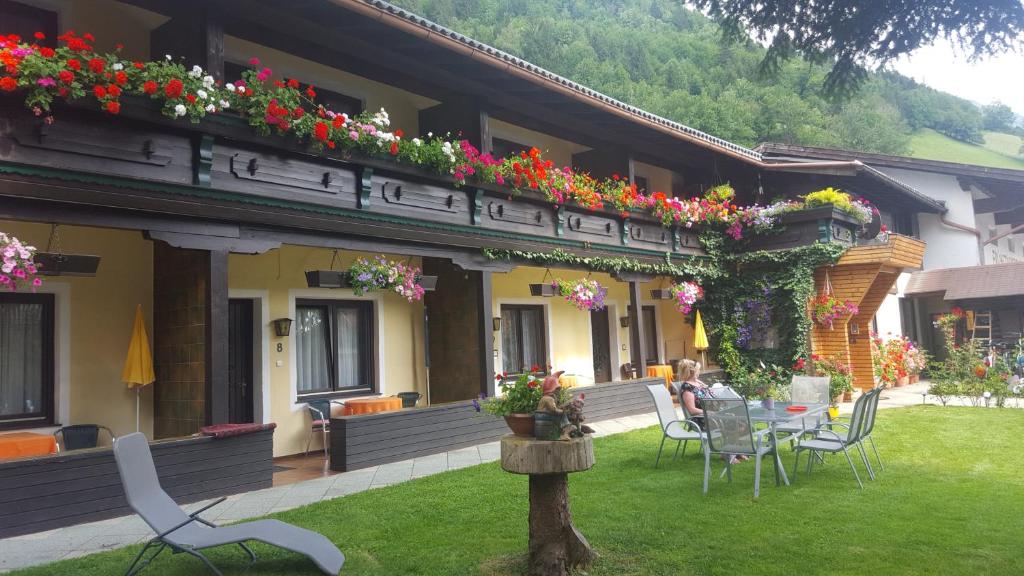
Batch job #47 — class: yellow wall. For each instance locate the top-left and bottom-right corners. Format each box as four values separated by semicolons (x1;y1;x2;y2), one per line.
224;36;437;136
228;246;426;457
489;118;591;168
0;220;154;443
633;161;680;196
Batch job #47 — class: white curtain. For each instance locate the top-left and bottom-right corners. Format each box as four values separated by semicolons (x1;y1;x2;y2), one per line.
501;310;521;373
335;307;360;388
296;307;330;393
521;308;542;371
0;302;44;417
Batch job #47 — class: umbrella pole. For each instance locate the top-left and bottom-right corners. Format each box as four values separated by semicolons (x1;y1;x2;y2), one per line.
136;387;140;432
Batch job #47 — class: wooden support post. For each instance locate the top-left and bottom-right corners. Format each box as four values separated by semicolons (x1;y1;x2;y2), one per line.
150;1;225;80
502;435;596;576
629;280;646;377
206;249;229;425
479;270;496;397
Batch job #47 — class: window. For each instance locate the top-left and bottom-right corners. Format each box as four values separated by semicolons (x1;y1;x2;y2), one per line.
224;62;363;117
491;137;531;160
634;176;649;195
501;305;547;374
0;293;54;429
295;300;373;396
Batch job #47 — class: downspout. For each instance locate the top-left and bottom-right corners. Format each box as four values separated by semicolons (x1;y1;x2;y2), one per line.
939;213;985;264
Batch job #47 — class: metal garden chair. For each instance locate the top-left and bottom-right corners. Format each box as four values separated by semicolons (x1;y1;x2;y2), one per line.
645;383;706;467
776;376;831;439
792;387;879;489
700;396;777;497
304;399;345;457
54;424;115;451
113;433;344;575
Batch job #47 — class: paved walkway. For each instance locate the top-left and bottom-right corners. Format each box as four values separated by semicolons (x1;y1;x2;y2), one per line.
3;383;1016;573
0;412;659;573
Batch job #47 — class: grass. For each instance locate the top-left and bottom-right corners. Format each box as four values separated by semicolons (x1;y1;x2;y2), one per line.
908;128;1024;170
14;406;1024;576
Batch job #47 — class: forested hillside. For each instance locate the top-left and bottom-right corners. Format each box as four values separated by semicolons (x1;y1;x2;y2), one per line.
391;0;1020;158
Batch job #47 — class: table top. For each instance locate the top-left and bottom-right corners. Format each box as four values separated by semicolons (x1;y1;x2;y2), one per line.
341;396;403;415
742;402;828;423
0;432;58;460
647;365;673;373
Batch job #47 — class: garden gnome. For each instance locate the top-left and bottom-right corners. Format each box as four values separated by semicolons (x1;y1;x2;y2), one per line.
536;371;574;441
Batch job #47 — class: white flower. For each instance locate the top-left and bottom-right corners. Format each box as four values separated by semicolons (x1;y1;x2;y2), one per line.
236;85;246;93
983;391;992;399
225;83;235;92
202;75;215;88
165;54;172;61
205;104;216;113
219;99;230;109
112;62;124;71
427;131;433;138
197;89;208;100
173;104;187;117
189;65;203;78
412;138;422;146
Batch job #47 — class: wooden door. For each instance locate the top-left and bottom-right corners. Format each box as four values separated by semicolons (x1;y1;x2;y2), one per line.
227;299;255;423
590;309;612;383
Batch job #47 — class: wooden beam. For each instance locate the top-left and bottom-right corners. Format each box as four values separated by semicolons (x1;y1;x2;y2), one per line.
150;1;225;80
479;271;496;397
974;194;1024;214
205;249;230;425
629;281;646;377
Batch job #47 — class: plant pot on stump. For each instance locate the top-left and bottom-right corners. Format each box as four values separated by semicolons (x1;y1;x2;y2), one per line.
505;413;536;437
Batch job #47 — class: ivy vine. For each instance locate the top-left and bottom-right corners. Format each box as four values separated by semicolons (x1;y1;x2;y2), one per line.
481;248;723;283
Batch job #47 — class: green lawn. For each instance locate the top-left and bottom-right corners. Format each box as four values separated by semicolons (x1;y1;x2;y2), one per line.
908;128;1024;170
15;407;1024;576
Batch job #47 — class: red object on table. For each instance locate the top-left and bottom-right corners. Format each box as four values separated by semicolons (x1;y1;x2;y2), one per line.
0;432;58;459
341;397;404;415
786;405;808;412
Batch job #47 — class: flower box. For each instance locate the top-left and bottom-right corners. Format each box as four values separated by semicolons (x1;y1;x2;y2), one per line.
305;270;350;289
529;283;557;297
747;206;862;252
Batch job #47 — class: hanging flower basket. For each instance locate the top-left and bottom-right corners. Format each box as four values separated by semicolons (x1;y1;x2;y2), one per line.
811;294;859;329
552;278;607;311
668;281;703;314
348;256;427;301
0;232;42;291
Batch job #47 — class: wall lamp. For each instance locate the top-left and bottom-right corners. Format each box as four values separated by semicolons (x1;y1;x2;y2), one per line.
272;318;293;337
493;317;502;332
619;316;630;328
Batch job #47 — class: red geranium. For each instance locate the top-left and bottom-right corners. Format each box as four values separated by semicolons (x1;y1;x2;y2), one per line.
286;78;299;89
105;100;120;114
292;106;304;119
107;84;120;97
132;61;144;69
142;80;157;94
313;121;328;142
34;32;45;40
0;77;16;92
114;71;127;85
389;141;399;155
66;58;81;70
164;78;183;99
394;128;404;138
305;86;316;98
92;85;106;99
88;57;104;74
185;93;196;104
39;47;54;58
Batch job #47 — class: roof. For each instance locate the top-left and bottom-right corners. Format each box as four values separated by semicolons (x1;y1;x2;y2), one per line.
757;142;1024;183
904;261;1024;300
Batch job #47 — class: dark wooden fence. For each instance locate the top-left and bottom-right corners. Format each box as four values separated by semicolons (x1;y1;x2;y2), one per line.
0;428;274;539
330;377;665;472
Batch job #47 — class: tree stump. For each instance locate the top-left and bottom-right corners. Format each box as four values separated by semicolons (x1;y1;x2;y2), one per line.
501;434;597;576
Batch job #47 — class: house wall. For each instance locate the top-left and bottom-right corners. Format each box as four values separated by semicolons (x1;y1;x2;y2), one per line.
975;212;1024;264
15;0;166;62
224;36;438;136
0;220;154;442
227;245;426;457
488;118;590;168
632;161;680;196
883;168;981;269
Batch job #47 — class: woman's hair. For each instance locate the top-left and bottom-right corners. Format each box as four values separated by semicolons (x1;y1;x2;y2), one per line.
677;359;701;382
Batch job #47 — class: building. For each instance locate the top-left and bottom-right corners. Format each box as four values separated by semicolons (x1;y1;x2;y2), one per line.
759;143;1024;355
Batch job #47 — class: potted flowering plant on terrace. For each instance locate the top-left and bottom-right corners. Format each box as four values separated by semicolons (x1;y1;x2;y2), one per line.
809;354;855;406
484;369;546;436
553;278;607;311
811;293;859;329
0;232;42;292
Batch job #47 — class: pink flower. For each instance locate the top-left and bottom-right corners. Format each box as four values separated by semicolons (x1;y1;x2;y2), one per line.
32;277;41;287
248;56;261;66
13;268;26;279
256;67;272;82
36;77;56;87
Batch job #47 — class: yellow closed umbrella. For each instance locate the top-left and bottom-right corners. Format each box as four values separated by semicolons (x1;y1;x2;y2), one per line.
693;309;709;366
123;304;155;432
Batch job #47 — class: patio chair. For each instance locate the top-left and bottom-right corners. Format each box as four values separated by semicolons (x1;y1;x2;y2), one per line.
792;387;879;489
54;424;115;451
113;433;345;576
645;383;705;467
305;399;345;457
776;376;831;439
700;396;777;497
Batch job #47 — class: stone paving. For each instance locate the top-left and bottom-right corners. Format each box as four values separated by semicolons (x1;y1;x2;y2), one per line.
2;383;1016;573
0;412;659;573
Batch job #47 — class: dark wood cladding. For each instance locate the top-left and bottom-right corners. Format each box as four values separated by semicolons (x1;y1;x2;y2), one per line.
746;206;861;252
329;377;664;472
0;429;274;539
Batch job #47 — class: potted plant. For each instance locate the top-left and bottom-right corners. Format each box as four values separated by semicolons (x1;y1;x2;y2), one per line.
811;293;859;329
553;278;607;311
483;371;545;436
809;354;854;415
752;361;787;409
0;232;42;291
668;281;704;314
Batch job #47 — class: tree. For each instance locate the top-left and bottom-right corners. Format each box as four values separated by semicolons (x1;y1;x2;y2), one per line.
983;102;1017;132
691;0;1024;96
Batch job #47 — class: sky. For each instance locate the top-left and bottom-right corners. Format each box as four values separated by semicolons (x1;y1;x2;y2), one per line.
892;40;1024;117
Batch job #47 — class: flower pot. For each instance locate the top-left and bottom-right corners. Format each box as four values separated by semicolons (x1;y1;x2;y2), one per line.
504;413;535;437
909;373;919;384
305;270;350;288
533;411;561;440
896;376;909;387
529;283;557;297
842;391;853;403
761;397;775;410
417;275;438;291
827;406;840;420
397;392;421;408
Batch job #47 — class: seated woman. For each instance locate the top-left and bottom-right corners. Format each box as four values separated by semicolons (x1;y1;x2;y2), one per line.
676;359;747;463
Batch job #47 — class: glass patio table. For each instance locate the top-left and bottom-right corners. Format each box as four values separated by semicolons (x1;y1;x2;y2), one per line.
733;401;828;486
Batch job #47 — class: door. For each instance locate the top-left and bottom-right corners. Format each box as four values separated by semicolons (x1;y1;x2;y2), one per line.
590;309;612;383
228;299;255;423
